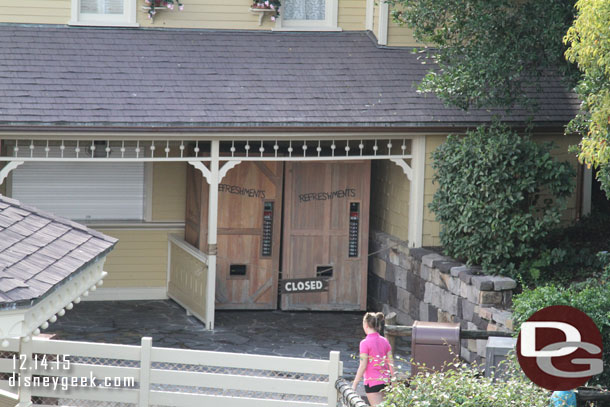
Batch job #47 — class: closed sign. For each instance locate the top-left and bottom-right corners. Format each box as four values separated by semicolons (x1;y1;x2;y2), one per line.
281;278;329;294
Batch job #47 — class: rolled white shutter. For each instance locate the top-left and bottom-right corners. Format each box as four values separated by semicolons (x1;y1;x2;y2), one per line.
12;162;145;221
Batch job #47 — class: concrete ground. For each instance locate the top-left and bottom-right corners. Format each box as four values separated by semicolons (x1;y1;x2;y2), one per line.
44;299;411;382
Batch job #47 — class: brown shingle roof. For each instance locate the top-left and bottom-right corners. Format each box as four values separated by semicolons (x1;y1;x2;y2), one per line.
0;25;579;129
0;195;117;309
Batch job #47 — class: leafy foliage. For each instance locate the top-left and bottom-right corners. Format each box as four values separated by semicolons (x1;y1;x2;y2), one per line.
384;356;549;406
512;268;610;387
564;0;610;196
533;211;610;284
429;123;575;280
386;0;576;110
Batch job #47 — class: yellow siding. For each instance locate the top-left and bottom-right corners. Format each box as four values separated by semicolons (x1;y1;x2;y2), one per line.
338;0;365;31
0;0;70;24
0;0;367;30
151;162;186;222
386;4;419;47
370;159;410;241
137;0;276;30
372;0;378;39
387;21;418;47
422;134;446;247
94;228;184;288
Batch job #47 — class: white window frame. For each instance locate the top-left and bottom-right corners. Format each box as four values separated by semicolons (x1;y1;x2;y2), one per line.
70;0;138;27
274;0;341;31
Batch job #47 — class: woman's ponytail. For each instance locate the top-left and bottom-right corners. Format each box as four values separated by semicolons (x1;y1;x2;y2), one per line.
375;312;385;336
363;312;386;334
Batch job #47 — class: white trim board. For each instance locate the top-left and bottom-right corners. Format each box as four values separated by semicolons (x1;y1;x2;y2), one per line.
378;0;389;45
83;287;168;301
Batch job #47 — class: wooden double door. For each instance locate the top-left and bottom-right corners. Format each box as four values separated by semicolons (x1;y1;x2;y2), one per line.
185;160;370;311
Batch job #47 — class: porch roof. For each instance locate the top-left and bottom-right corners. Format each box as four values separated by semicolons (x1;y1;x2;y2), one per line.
0;195;117;310
0;24;579;130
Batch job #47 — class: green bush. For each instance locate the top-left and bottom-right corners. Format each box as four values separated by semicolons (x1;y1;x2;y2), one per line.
512;272;610;387
429;122;575;280
534;211;610;284
384;357;549;406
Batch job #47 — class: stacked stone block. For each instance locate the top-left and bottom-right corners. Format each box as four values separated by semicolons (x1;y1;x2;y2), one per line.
368;231;516;364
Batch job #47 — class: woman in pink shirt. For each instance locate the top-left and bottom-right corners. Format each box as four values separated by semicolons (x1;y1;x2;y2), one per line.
352;312;394;406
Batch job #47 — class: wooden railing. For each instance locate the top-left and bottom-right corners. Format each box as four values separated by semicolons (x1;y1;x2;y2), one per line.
167;234;211;328
383;312;513;352
0;337;343;407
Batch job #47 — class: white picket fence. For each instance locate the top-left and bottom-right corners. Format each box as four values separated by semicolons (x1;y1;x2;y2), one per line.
0;337;343;407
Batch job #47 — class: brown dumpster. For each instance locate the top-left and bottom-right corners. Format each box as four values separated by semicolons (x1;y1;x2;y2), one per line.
411;321;460;375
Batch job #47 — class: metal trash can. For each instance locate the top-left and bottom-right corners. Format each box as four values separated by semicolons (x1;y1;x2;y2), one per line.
484;336;516;380
411;321;460;376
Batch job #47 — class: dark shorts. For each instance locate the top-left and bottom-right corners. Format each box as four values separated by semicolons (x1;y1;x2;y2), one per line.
364;383;386;393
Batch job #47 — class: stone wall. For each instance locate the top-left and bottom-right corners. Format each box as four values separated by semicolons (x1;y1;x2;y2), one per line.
368;230;516;364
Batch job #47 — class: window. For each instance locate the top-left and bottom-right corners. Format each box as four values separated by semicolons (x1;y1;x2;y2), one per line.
12;162;146;221
70;0;138;27
276;0;339;30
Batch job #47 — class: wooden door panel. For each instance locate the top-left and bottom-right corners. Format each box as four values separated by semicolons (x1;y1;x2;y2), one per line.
282;161;370;311
215;161;282;310
186;160;282;310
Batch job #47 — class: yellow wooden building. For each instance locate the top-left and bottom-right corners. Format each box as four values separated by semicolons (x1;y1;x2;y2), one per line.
0;0;586;328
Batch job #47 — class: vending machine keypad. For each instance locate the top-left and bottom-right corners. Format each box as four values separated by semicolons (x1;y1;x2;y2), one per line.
261;201;274;257
348;202;360;257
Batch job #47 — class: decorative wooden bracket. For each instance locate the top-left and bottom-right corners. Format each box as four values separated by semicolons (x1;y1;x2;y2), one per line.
189;160;241;185
0;161;24;185
219;160;241;181
390;158;412;181
188;161;212;184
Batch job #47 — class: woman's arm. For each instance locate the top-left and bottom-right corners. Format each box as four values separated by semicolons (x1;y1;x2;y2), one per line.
352;353;368;390
387;351;395;379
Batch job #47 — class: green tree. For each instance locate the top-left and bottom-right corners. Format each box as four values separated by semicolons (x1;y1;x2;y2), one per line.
564;0;610;196
387;0;576;110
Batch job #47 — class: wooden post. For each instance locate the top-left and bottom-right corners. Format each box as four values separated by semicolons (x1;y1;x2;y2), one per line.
17;338;32;407
408;136;426;248
328;351;340;407
385;312;397;353
139;337;152;407
206;140;220;330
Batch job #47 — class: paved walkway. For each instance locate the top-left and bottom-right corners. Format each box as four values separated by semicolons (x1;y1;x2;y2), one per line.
45;300;411;380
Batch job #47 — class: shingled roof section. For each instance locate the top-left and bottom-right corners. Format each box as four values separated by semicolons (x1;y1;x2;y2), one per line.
0;25;579;129
0;195;117;309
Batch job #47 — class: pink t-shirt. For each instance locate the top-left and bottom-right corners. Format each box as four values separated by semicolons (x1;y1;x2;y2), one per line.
359;332;392;386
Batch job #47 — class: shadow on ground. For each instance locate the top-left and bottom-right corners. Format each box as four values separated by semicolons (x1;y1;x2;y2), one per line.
45;299;411;379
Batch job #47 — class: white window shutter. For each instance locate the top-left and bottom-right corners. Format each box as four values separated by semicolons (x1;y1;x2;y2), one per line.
80;0;101;13
12;162;145;221
80;0;124;15
105;0;124;14
283;0;326;20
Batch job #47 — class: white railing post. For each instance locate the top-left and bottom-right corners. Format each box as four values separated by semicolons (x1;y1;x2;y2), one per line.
139;337;152;407
206;139;220;330
408;135;426;248
17;338;32;407
328;351;340;407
